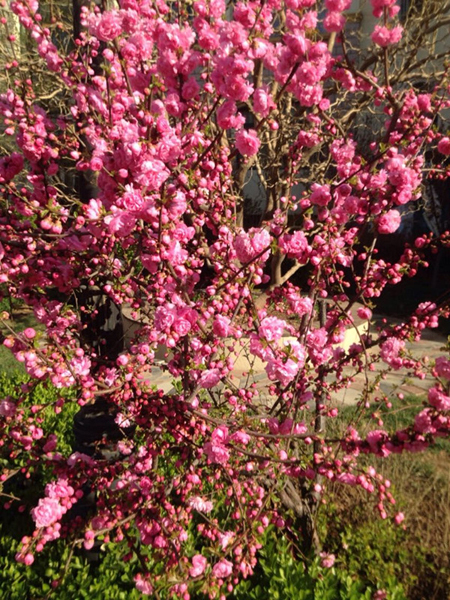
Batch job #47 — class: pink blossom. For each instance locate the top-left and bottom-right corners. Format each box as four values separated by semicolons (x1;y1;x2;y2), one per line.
357;307;372;320
434;357;450;380
320;552;336;568
377;210;401;234
212;559;233;579
325;0;352;8
310;183;331;207
323;11;346;33
172;316;192;337
235;129;261;156
31;497;65;528
278;418;307;435
414;409;435;434
199;368;221;388
204;426;230;464
253;87;276;117
233;228;271;264
213;315;232;337
23;327;36;339
217;531;234;549
45;479;74;499
204;441;230;464
161;240;188;266
371;25;403;48
105;211;136;237
428;386;450;411
189;496;214;513
394;512;405;525
370;0;399;18
287;293;313;316
0;398;16;417
137;159;170;190
258;316;286;342
380;338;404;370
85;199;102;221
69;356;91;377
230;430;250;444
216;100;245;130
92;11;123;42
189;554;207;578
307;328;333;365
266;357;299;386
167;191;187;218
0;153;24;182
366;429;389;456
279;230;311;261
134;574;153;596
437;137;450;155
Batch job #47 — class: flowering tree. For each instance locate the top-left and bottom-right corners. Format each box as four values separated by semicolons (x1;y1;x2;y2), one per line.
1;0;450;596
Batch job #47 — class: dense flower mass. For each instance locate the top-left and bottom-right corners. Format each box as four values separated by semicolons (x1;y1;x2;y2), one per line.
1;0;450;597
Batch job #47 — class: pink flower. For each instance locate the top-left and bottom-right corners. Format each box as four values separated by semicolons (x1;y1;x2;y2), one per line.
428;386;450;411
137;158;170;190
370;0;399;18
414;409;435;434
212;558;233;579
323;11;346;33
357;307;372;320
167;191;187;218
204;426;230;464
320;552;336;568
235;129;261;156
204;441;230;464
216;100;245;130
23;327;36;339
217;531;234;549
93;11;123;42
154;305;177;331
106;211;136;237
258;316;286;342
199;368;221;388
173;316;192;337
230;430;250;444
253;87;276;117
266;357;299;386
394;512;405;525
435;357;450;380
438;137;450;155
366;429;390;457
377;210;401;234
326;0;352;8
213;315;231;337
69;356;91;377
279;230;311;261
0;152;24;182
310;183;331;207
380;338;404;369
31;497;65;528
233;228;271;264
307;328;333;365
134;574;153;595
371;25;403;48
189;496;213;513
0;398;16;417
189;554;207;578
45;478;74;499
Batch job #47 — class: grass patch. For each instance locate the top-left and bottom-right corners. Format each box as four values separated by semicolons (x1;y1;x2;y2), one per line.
325;394;450;600
0;299;45;375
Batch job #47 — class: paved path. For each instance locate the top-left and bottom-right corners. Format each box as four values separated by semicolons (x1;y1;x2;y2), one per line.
145;318;448;406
